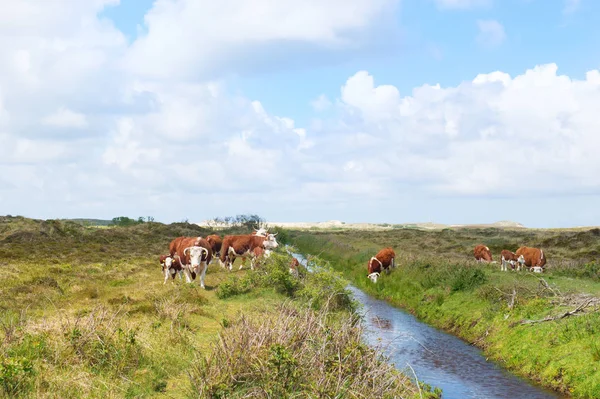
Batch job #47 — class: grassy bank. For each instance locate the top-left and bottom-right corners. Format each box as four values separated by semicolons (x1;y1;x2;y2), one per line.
0;216;429;398
290;228;600;398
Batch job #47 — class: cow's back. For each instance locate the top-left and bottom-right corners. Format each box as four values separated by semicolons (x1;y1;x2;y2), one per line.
500;249;517;261
375;247;395;266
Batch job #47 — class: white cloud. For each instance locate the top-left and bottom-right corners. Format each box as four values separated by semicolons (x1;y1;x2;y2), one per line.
124;0;398;79
434;0;491;10
2;0;600;227
310;94;332;112
328;64;600;197
42;107;88;128
476;20;506;48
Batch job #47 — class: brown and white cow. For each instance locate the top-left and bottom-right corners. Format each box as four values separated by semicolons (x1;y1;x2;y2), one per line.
219;232;279;271
500;249;519;272
289;257;300;276
367;247;396;283
169;236;213;288
473;244;493;263
515;246;546;272
205;234;223;260
159;254;184;284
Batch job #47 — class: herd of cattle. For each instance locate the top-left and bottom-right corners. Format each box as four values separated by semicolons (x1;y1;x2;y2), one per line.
158;228;548;287
158;227;300;288
365;244;548;284
473;244;547;273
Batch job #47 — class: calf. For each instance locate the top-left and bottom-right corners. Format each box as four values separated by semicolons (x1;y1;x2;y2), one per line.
516;246;547;272
367;247;396;283
159;254;183;284
169;236;213;288
500;249;519;272
473;244;493;263
219;232;279;271
289;257;300;276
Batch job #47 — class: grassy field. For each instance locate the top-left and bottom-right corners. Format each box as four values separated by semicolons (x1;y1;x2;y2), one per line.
290;227;600;398
0;216;433;398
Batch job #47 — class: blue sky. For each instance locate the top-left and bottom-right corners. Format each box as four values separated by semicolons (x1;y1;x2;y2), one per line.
1;0;600;227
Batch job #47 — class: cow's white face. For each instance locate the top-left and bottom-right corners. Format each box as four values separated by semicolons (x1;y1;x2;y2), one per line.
517;255;525;265
532;266;543;273
368;272;380;283
263;234;279;250
162;256;173;270
188;247;205;267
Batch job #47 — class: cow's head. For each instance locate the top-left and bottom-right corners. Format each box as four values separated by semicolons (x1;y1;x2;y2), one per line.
367;272;380;283
517;255;525;265
531;266;544;273
262;233;279;250
253;227;268;237
184;246;208;270
161;256;173;271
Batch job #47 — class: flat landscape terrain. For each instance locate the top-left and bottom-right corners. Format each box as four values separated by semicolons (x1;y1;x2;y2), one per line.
0;216;426;399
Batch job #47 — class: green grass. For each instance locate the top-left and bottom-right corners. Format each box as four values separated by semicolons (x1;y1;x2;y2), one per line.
0;217;428;398
290;228;600;399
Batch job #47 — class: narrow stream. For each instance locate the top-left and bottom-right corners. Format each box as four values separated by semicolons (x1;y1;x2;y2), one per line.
292;252;564;399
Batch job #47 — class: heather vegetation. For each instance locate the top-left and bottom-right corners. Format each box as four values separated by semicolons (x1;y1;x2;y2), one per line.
290;227;600;398
0;216;428;398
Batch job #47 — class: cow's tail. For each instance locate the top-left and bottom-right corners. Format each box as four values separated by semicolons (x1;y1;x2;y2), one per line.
219;241;229;264
540;249;544;259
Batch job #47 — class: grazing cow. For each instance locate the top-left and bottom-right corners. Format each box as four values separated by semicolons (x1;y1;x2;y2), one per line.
159;254;183;284
289;257;300;276
205;234;223;259
367;247;396;283
500;249;519;272
473;244;493;263
219;232;279;271
169;236;213;288
515;246;547;272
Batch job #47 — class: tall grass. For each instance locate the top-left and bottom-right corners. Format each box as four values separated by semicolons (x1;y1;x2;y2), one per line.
190;302;434;399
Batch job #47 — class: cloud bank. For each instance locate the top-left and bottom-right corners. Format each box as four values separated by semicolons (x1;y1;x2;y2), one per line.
1;0;599;226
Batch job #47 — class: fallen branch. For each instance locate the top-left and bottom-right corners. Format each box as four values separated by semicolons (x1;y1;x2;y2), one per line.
520;298;594;325
538;278;562;297
493;287;517;310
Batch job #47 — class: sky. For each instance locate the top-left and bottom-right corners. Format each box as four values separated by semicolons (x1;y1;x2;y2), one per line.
1;0;600;228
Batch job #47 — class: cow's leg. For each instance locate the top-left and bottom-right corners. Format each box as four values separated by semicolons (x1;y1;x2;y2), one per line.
183;268;192;283
199;261;208;289
163;269;170;284
391;257;395;269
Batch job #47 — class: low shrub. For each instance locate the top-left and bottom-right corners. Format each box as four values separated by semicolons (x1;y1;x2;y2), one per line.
189;303;428;399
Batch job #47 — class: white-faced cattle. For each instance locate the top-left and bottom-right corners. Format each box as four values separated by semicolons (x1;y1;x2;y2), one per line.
500;249;519;272
515;246;547;272
169;236;213;289
219;232;279;271
473;245;493;263
367;247;396;283
159;254;184;284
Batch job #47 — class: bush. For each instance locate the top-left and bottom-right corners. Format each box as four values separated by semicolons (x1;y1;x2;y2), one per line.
189;303;423;399
449;267;487;292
